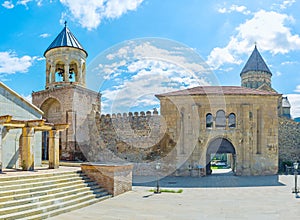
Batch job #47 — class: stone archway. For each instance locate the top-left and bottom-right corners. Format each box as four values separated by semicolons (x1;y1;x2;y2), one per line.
40;98;62;123
206;138;236;175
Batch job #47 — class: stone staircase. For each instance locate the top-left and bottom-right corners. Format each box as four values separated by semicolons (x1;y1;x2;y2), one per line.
0;170;111;219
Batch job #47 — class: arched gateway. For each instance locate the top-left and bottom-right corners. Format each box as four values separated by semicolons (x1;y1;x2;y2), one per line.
206;138;236;175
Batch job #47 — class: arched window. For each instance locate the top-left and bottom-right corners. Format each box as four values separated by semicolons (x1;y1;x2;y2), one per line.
216;110;226;128
228;113;236;128
69;61;78;82
206;113;213;128
55;62;64;82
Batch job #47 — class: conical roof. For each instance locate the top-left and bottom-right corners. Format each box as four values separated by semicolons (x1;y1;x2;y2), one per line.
240;45;271;76
44;23;87;57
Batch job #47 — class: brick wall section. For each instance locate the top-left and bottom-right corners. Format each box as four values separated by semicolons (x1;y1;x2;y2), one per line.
81;163;133;196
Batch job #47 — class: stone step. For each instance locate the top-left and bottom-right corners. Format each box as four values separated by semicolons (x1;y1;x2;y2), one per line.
27;195;111;220
0;178;97;197
0;170;111;219
0;193;112;220
0;189;109;216
0;170;81;182
0;175;89;191
0;172;83;186
0;185;106;209
0;181;100;203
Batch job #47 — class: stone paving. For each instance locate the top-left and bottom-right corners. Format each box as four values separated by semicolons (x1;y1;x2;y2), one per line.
49;173;300;220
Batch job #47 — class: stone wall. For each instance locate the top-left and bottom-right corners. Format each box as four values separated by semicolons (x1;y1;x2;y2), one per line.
74;94;300;176
78;93;281;176
77;110;177;176
278;117;300;171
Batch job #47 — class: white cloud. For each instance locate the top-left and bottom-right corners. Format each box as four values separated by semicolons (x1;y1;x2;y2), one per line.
281;61;298;65
286;94;300;118
275;0;296;9
89;39;214;113
218;4;250;15
207;10;300;69
2;0;44;9
39;33;51;38
0;51;37;75
59;0;144;30
36;0;43;6
2;1;14;9
294;85;300;93
103;0;143;18
17;0;32;9
21;94;32;103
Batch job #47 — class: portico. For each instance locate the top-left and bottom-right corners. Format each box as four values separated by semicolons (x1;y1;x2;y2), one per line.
0;115;68;171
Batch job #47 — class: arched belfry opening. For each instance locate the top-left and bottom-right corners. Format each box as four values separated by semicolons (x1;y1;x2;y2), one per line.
206;138;236;175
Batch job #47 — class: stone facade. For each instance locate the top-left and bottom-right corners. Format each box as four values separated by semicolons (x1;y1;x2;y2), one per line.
157;89;280;176
32;85;100;160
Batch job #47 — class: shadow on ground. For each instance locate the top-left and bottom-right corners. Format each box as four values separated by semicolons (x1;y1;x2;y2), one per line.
133;174;285;188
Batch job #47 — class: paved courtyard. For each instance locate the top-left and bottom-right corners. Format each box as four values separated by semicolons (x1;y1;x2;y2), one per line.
49;173;300;220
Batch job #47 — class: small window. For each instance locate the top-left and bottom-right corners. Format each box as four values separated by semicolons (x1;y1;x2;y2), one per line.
206;113;213;128
228;113;236;128
216;110;226;128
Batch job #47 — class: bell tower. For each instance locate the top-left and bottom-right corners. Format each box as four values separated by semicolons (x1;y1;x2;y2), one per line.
32;22;101;161
44;21;87;89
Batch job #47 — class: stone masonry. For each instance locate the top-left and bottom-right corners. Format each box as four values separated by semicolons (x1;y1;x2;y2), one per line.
278;117;300;171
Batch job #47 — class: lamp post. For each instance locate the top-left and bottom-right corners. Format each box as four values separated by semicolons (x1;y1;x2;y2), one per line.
154;162;161;194
292;161;299;194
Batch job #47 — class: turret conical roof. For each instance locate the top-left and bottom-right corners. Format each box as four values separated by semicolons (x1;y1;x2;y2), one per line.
240;45;271;76
44;22;87;57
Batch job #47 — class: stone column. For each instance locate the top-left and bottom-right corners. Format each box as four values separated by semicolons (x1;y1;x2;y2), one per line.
21;127;34;171
77;63;82;84
82;61;86;86
48;129;60;169
241;104;250;175
64;64;70;82
50;66;56;84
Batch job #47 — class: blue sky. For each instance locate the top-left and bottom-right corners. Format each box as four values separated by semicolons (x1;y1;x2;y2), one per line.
1;0;300;117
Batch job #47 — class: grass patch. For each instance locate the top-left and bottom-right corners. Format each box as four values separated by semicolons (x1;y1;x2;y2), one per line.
149;189;183;193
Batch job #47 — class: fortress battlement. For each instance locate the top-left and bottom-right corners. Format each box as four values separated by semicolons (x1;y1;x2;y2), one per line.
100;110;159;120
